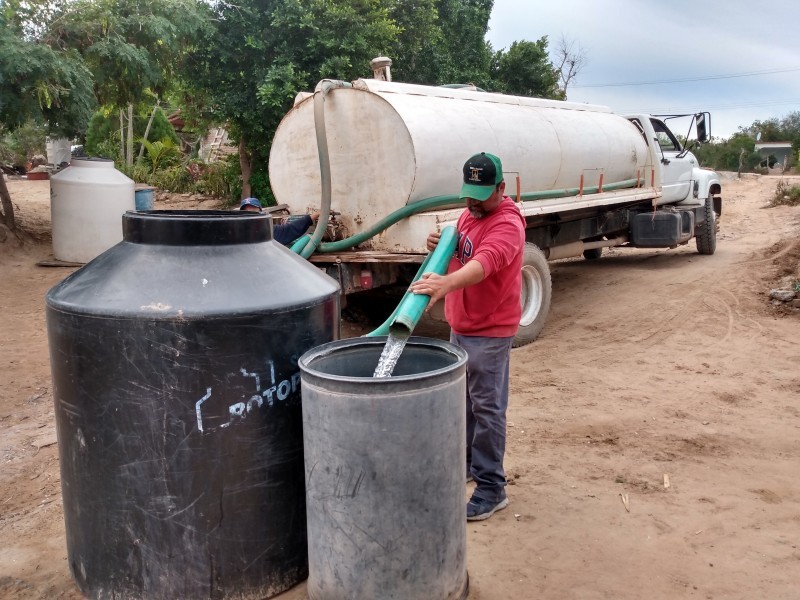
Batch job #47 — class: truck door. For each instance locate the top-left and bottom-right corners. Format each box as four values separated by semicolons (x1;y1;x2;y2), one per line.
650;118;694;203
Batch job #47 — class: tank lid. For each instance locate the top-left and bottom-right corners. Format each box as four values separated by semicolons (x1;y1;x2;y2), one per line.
123;210;273;245
70;157;116;168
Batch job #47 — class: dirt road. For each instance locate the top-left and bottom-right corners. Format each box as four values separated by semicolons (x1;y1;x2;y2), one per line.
1;174;798;599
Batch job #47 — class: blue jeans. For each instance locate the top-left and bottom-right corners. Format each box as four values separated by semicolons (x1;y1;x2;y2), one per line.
451;333;513;503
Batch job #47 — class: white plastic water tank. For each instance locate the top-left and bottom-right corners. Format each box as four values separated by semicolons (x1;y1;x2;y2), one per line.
46;137;72;167
269;79;650;244
50;158;135;263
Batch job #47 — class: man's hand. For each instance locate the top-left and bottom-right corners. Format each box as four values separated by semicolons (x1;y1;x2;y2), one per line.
409;272;451;310
409;260;485;311
426;231;441;252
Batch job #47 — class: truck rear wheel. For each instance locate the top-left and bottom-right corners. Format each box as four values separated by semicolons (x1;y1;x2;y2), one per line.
514;243;552;347
695;195;717;255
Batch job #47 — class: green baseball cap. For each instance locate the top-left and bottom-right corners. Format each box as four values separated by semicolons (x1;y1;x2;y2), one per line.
460;152;504;201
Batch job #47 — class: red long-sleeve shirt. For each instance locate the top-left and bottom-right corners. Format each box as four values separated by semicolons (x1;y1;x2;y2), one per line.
445;197;526;337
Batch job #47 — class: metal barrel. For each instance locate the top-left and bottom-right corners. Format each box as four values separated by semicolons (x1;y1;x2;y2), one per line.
46;210;340;599
299;336;469;600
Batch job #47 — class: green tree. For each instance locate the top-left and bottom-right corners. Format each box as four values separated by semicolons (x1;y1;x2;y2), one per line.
84;105;178;159
491;38;561;99
435;0;494;87
695;111;800;173
695;132;759;173
385;0;441;84
390;0;494;87
0;3;96;231
0;121;48;166
186;0;401;200
48;0;209;165
140;138;180;173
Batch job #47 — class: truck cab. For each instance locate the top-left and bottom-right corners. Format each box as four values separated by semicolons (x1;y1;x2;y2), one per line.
627;113;721;210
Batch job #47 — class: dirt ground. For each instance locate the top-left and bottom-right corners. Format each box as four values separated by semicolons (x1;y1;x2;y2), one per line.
1;174;799;600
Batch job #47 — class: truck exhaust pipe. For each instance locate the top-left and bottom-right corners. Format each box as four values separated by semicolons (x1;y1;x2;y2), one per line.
545;236;629;260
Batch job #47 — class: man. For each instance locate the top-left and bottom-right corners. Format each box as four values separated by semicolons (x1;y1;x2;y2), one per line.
238;197;321;246
409;152;525;521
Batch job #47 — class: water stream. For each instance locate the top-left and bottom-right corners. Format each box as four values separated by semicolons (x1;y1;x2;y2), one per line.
373;329;411;378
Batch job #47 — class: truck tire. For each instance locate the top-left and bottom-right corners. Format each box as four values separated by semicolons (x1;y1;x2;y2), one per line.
514;243;552;347
695;195;717;255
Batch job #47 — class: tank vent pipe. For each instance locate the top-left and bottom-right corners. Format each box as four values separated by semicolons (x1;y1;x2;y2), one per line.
370;56;392;81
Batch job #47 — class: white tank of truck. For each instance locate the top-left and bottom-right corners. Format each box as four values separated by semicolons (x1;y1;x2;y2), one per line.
269;79;651;251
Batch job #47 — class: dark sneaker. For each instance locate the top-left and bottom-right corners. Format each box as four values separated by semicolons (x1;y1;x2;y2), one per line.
466;495;509;521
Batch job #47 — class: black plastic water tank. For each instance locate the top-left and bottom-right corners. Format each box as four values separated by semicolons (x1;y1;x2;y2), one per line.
45;210;339;599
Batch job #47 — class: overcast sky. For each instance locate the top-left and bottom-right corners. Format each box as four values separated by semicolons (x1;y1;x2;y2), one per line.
486;0;800;140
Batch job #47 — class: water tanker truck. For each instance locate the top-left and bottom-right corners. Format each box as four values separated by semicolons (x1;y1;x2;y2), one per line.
268;67;722;347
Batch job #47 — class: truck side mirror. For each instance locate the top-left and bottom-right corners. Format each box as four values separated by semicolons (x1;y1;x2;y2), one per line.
696;113;708;143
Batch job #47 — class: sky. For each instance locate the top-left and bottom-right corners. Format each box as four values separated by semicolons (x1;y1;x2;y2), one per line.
485;0;800;140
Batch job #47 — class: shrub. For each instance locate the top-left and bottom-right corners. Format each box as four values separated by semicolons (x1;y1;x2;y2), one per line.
192;161;231;199
85;106;179;158
0;121;47;166
141;138;180;173
770;179;800;207
93;137;122;162
150;165;193;193
118;162;151;185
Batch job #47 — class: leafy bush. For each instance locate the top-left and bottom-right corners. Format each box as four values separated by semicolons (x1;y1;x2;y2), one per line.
117;161;179;191
191;161;232;200
119;151;240;200
85;106;179;157
246;167;276;207
150;165;194;193
141;138;180;173
93;136;122;162
0;120;47;165
118;162;151;184
770;179;800;207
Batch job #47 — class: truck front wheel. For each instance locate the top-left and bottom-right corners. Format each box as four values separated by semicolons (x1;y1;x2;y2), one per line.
695;195;717;255
514;243;552;347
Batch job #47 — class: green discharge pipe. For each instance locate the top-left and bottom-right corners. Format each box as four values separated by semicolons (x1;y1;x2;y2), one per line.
366;225;458;337
294;80;352;259
290;234;311;254
311;177;643;254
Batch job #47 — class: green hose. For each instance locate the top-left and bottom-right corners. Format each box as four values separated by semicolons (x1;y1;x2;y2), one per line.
290;234;311;254
307;177;642;254
294;80;352;259
366;225;458;337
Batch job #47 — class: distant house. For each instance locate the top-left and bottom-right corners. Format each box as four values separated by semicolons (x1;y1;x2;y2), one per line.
167;111;237;163
754;141;794;168
199;127;237;163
